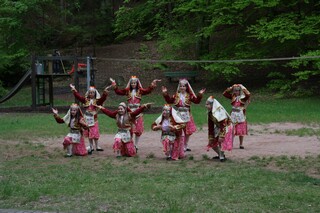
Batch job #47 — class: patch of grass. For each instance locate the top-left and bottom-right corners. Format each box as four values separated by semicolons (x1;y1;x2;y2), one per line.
284;128;320;137
1;142;320;212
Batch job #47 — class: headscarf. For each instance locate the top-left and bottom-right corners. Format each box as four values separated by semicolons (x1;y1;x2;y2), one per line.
155;104;185;125
85;86;101;99
232;84;246;100
231;84;250;108
116;102;130;126
176;78;196;97
207;96;230;122
62;103;83;125
125;76;143;90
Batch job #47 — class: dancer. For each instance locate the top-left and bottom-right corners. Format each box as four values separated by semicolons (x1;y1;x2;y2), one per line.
52;103;88;157
162;78;205;155
152;104;186;160
96;102;152;157
110;76;161;151
70;84;111;154
223;84;250;149
205;96;233;162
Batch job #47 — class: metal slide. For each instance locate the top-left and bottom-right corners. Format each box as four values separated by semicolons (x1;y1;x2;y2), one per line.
0;70;32;104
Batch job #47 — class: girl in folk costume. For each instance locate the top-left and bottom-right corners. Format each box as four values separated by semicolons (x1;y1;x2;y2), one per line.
96;102;152;157
52;103;88;157
205;96;233;162
152;104;186;160
70;84;111;153
110;76;161;151
223;84;250;149
162;79;206;154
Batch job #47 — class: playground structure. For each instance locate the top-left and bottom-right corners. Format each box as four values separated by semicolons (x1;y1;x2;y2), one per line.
0;55;96;110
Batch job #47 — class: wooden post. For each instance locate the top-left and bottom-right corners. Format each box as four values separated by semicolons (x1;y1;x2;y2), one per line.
49;76;53;107
47;54;53;74
31;56;37;110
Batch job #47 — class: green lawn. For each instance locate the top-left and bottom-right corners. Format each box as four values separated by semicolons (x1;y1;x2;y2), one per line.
1;88;320;212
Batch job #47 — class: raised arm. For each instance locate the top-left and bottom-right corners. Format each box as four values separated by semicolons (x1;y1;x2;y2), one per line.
70;84;86;103
241;84;251;101
139;79;161;95
162;86;175;104
191;88;206;104
130;103;152;118
96;105;118;119
52;108;64;124
97;85;112;105
223;86;233;99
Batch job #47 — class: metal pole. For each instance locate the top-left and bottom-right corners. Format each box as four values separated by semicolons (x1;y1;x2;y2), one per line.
86;56;91;89
74;56;79;104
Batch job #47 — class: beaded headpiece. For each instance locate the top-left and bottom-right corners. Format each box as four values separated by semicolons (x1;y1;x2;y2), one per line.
119;102;127;109
85;86;101;99
176;78;196;97
126;75;142;89
70;103;79;109
163;104;171;111
206;96;215;103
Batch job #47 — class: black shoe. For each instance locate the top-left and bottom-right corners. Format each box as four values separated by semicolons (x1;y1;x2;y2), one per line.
135;146;138;153
65;154;72;158
240;146;244;149
212;156;220;160
166;156;172;160
186;148;191;152
96;148;104;151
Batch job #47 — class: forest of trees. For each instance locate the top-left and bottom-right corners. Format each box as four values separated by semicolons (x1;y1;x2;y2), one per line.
0;0;319;97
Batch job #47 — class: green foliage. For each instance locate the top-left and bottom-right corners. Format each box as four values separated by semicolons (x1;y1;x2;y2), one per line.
113;0;320;96
0;80;8;97
202;63;241;82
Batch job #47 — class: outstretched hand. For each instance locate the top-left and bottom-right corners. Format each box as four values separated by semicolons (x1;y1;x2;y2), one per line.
151;79;162;87
69;84;76;91
144;102;153;109
161;86;167;93
199;88;206;94
52;108;58;115
94;104;104;110
104;84;113;92
109;78;117;88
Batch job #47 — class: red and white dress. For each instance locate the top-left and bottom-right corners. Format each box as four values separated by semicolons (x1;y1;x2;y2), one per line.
151;108;186;160
113;80;155;137
223;85;250;136
54;113;88;156
72;90;108;140
99;105;148;157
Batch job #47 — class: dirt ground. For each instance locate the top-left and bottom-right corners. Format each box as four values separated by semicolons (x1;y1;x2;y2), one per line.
40;122;319;161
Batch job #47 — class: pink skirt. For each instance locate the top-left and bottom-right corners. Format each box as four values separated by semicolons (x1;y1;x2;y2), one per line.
185;115;197;135
222;125;234;151
113;138;136;157
63;136;88;156
162;138;171;155
234;121;248;136
132;116;144;136
83;121;100;140
171;136;184;160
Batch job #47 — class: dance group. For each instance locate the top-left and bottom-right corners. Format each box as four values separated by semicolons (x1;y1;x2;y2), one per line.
52;76;250;162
